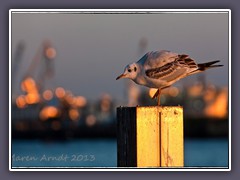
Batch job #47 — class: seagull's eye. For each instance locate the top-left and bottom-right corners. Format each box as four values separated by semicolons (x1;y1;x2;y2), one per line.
128;69;131;72
134;67;137;72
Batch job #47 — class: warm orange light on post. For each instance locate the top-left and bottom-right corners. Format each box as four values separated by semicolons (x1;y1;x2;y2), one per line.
117;106;184;167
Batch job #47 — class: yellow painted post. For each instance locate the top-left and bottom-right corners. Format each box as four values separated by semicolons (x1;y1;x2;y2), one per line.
136;107;160;167
160;107;184;167
117;106;184;167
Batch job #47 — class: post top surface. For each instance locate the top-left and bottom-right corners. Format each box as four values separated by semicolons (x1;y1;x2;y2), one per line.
117;106;183;109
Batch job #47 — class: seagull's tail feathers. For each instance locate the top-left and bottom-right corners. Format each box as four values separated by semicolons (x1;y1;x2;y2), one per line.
189;60;223;75
197;60;223;70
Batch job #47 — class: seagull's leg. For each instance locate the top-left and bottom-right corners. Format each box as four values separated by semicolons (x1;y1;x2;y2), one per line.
157;88;161;106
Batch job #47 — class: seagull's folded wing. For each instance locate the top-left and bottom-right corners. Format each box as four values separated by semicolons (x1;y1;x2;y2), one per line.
137;50;178;70
145;62;187;82
145;54;199;83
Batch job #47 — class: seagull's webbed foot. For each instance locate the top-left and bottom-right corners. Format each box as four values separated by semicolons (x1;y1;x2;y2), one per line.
152;89;161;106
152;89;159;99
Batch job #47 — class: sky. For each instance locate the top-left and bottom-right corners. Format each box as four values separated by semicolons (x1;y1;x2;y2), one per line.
11;11;229;101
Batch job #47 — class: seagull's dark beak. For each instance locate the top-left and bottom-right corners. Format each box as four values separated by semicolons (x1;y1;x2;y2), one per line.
116;74;126;80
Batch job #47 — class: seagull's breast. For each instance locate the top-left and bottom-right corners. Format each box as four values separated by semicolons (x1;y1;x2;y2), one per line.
133;75;147;86
133;73;168;88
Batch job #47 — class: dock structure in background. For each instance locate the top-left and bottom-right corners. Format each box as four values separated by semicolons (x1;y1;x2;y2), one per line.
117;106;184;167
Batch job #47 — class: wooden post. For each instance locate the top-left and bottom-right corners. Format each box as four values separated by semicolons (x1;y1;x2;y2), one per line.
117;106;184;167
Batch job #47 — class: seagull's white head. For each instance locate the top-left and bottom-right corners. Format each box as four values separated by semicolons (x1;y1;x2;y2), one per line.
116;63;139;80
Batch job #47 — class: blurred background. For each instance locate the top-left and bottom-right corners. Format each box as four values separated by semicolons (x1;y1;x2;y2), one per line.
11;11;229;168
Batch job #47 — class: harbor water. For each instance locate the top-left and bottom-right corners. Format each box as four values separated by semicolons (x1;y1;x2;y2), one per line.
11;138;229;168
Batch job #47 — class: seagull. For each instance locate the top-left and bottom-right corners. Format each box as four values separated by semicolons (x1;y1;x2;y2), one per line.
116;50;223;105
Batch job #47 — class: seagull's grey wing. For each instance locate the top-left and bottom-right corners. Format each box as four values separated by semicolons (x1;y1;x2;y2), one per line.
145;54;199;82
137;50;178;70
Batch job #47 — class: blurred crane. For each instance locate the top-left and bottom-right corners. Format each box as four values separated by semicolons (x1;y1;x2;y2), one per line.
23;40;55;91
12;41;25;99
14;40;87;123
20;40;56;105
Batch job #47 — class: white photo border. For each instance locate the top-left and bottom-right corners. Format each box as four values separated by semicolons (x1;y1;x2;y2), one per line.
9;9;231;171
